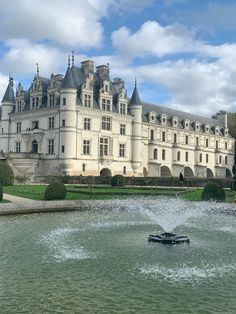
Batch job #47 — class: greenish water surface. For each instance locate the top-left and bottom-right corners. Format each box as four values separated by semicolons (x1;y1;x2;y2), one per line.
0;198;236;313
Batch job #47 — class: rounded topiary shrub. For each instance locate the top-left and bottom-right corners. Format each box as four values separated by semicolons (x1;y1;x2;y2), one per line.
0;162;14;186
111;175;126;187
0;184;3;201
201;182;225;202
44;181;67;200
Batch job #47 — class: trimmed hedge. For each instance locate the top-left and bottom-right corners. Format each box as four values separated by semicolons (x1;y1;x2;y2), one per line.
201;182;225;202
34;175;233;189
111;175;126;187
44;181;67;200
0;162;14;186
0;184;3;201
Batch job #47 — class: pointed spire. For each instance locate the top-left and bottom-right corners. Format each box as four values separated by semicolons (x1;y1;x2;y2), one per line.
61;66;77;89
129;78;142;107
36;63;39;78
71;51;74;67
2;76;15;103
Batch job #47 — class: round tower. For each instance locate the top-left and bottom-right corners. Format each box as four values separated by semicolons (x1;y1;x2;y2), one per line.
59;58;78;173
1;77;15;152
129;82;142;174
1;77;15;120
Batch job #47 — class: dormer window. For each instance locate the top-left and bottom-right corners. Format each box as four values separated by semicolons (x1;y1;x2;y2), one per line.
161;114;168;125
215;126;219;135
102;98;111;111
84;94;92;108
104;83;110;93
205;124;209;133
119;103;126;115
49;93;55;107
172;116;178;127
195;121;200;131
148;111;156;123
224;128;229;136
184;119;190;129
17;101;22;112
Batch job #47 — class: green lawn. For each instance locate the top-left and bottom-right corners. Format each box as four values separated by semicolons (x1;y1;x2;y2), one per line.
3;184;184;200
3;185;236;203
180;188;236;203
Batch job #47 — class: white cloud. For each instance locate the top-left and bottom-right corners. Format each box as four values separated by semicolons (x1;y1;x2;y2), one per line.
0;39;67;77
1;10;236;118
109;20;236;115
0;0;110;48
112;21;200;60
128;58;236;116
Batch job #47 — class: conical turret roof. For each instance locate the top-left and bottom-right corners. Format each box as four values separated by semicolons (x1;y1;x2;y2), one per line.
129;84;142;107
2;78;15;103
61;66;77;89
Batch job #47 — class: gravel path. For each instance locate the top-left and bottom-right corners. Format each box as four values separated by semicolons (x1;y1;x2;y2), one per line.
0;194;89;215
3;193;35;203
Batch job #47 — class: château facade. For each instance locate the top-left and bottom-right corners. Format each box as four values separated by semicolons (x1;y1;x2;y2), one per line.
0;57;234;179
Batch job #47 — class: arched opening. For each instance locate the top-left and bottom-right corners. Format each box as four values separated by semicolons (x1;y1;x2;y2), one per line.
153;149;157;160
143;167;148;177
32;140;38;153
226;168;232;178
100;168;112;177
184;166;194;178
160;166;171;177
206;168;214;178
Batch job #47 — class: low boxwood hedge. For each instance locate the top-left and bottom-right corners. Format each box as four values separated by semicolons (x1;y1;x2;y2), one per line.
44;181;67;200
201;182;225;202
0;162;14;186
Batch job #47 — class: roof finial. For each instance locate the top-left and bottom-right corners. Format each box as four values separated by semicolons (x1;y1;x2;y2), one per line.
68;54;71;67
71;51;74;67
9;73;14;87
36;63;39;77
135;76;137;88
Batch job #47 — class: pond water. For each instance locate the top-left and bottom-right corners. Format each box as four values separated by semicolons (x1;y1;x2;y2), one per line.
0;198;236;313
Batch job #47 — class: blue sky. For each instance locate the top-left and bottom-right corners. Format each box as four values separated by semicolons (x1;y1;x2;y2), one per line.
1;0;236;116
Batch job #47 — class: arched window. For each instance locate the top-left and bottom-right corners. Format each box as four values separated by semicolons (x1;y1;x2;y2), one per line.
225;156;228;164
162;149;165;160
219;155;222;164
185;152;188;162
199;153;202;163
177;151;180;161
153;148;157;160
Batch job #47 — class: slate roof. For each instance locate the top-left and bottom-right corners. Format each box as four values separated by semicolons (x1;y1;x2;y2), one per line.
142;101;222;126
0;63;227;135
61;67;77;89
129;85;142;107
2;82;15;103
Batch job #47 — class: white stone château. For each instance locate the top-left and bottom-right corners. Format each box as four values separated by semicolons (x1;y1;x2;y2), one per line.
0;57;234;179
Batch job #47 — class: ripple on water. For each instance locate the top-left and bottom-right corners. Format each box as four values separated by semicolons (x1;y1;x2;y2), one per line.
40;227;95;262
139;262;236;284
